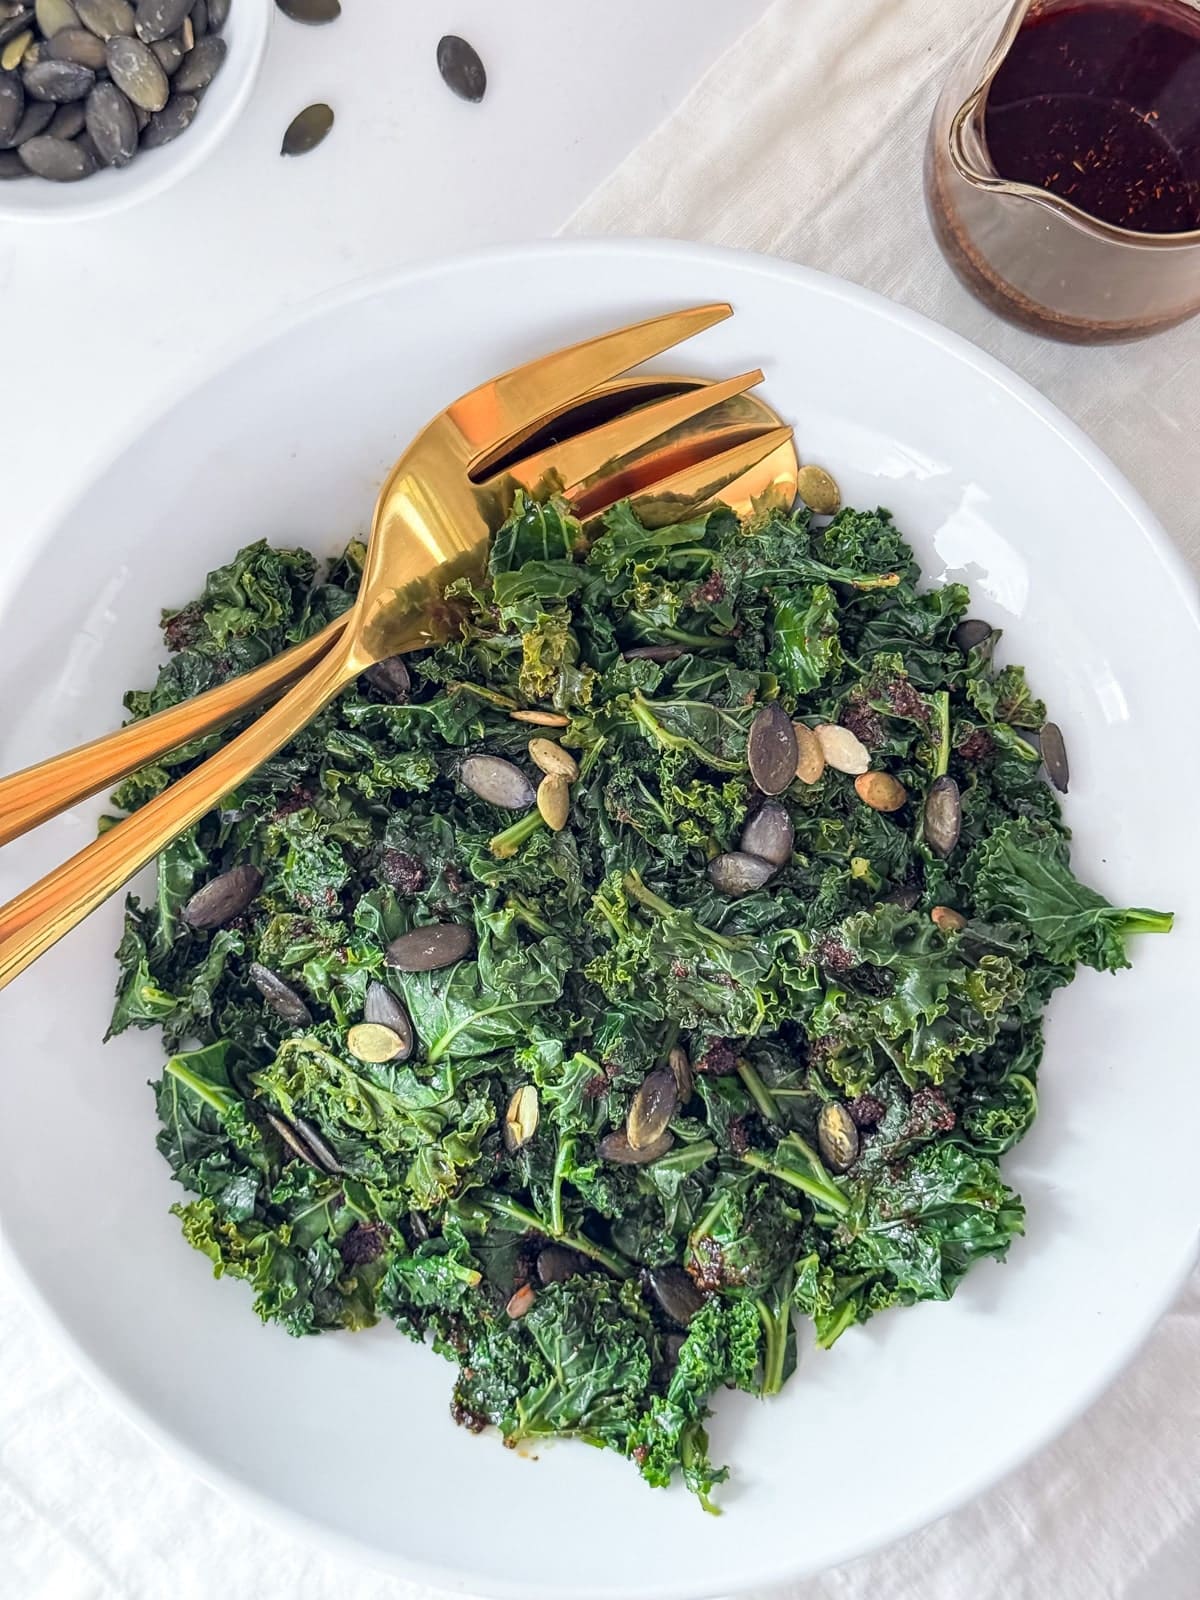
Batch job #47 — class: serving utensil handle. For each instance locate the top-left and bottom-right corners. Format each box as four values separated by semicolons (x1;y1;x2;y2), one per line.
0;638;360;991
0;618;347;849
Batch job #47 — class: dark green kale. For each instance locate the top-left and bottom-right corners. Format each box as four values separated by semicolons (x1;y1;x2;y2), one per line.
108;494;1171;1506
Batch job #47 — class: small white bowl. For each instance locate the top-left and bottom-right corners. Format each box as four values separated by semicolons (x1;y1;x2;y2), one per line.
0;0;269;223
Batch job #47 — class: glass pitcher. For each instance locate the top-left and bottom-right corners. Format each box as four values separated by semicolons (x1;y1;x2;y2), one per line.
925;0;1200;342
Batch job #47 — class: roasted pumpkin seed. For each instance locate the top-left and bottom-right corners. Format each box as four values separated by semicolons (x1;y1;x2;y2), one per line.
436;32;485;101
814;722;870;775
505;1283;535;1319
647;1266;704;1326
274;0;340;21
137;85;192;143
668;1044;693;1102
598;1127;674;1165
76;0;134;38
536;772;570;831
3;95;52;141
48;23;104;63
503;1083;539;1152
793;720;826;784
84;77;134;159
347;1022;407;1064
509;708;569;727
0;145;27;173
171;27;219;88
385;922;472;972
35;0;78;32
23;53;92;93
931;904;967;933
817;1102;859;1173
291;1115;343;1175
627;1068;678;1150
795;463;841;515
747;701;798;795
105;33;165;107
707;850;776;897
854;770;907;812
204;0;225;23
363;980;413;1057
536;1245;584;1286
2;26;31;65
622;644;683;662
188;0;204;33
739;800;793;867
45;92;81;131
362;654;409;700
132;0;188;40
1040;721;1069;793
953;617;994;653
0;67;22;138
281;100;332;156
266;1111;325;1172
923;774;962;858
181;863;261;928
248;962;312;1028
461;753;535;810
527;737;578;780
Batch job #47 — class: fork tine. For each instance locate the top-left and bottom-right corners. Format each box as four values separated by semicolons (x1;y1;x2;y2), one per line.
489;370;765;498
579;425;795;525
446;303;734;462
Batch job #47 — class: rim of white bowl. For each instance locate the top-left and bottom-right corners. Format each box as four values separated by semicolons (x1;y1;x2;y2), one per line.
0;0;270;224
0;237;1198;1597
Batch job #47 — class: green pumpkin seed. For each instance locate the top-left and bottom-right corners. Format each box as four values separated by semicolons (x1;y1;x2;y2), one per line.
48;25;106;65
739;800;793;867
172;30;220;89
17;127;94;174
274;0;340;22
503;1084;539;1152
923;774;961;858
0;66;22;139
796;463;841;516
248;962;312;1028
627;1068;678;1150
85;77;134;161
363;980;413;1058
35;0;79;32
188;0;205;33
106;33;166;108
647;1266;704;1326
437;33;485;102
817;1102;859;1173
23;55;91;95
707;850;776;896
281;100;332;156
45;93;83;133
132;0;187;40
1;27;31;67
460;754;535;810
137;86;193;144
384;922;472;973
0;12;34;50
181;863;262;928
747;701;798;795
346;1022;407;1064
0;144;28;173
76;0;134;38
4;95;53;142
205;0;226;24
1040;721;1069;793
598;1127;674;1165
147;25;180;69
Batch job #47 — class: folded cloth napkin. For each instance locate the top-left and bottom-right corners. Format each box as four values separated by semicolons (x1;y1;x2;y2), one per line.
564;0;1200;1594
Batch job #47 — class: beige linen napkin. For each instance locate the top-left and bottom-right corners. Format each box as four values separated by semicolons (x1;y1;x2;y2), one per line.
565;1;1200;1594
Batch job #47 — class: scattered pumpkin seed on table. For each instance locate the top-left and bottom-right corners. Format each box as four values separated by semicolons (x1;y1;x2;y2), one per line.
281;100;332;157
273;0;339;22
437;32;485;101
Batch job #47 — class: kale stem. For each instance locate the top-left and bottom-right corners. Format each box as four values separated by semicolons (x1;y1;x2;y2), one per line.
737;1059;781;1123
480;1194;633;1279
489;808;544;859
932;690;950;778
623;870;744;952
740;1148;850;1216
550;1136;574;1237
690;1191;729;1245
164;1053;236;1116
755;1270;794;1395
504;894;553;936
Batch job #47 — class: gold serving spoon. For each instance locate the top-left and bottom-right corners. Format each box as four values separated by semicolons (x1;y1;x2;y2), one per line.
0;304;795;988
0;368;794;849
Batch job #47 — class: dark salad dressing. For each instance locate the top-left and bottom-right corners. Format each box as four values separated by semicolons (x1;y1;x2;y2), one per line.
984;0;1200;232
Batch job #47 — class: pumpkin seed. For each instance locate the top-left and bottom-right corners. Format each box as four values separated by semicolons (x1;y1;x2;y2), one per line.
953;617;994;653
707;850;776;897
247;962;312;1028
0;12;32;50
509;708;569;726
536;772;570;831
436;33;485;101
84;78;133;159
48;23;104;63
363;654;409;700
182;863;262;928
2;25;31;64
814;722;870;775
175;7;185;43
739;800;793;867
817;1102;859;1173
188;0;204;33
291;1115;343;1175
796;463;841;515
44;91;81;131
854;770;908;812
266;1111;325;1172
171;27;219;88
931;904;967;933
204;0;225;23
3;94;51;140
363;980;413;1057
790;720;825;784
668;1044;693;1102
503;1083;539;1152
460;753;535;810
647;1266;704;1327
627;1067;678;1150
385;922;472;972
0;67;21;138
132;0;187;40
505;1283;535;1319
76;0;133;37
598;1127;674;1165
527;737;578;780
136;85;192;143
281;100;332;156
274;0;339;21
622;644;683;662
23;53;91;93
147;26;179;69
747;701;798;795
923;774;962;858
1040;721;1069;793
536;1245;584;1286
0;144;27;172
346;1022;406;1064
35;0;78;31
106;33;165;107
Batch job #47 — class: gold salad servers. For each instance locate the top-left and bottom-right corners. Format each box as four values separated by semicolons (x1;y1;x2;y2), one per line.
0;304;796;988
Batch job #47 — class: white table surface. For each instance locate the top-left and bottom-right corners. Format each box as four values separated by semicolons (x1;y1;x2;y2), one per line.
3;1;1199;1596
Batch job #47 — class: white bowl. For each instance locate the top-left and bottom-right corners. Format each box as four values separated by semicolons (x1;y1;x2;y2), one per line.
0;0;269;222
0;240;1197;1598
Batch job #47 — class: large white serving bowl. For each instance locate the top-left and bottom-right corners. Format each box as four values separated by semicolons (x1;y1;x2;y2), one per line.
0;0;269;223
0;239;1196;1598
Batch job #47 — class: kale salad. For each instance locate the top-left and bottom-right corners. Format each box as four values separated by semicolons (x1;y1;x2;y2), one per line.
108;492;1171;1508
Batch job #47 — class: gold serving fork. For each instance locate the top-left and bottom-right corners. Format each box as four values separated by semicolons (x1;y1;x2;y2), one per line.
0;304;795;989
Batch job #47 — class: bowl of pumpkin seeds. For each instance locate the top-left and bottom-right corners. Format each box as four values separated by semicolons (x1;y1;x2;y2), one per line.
0;0;268;218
